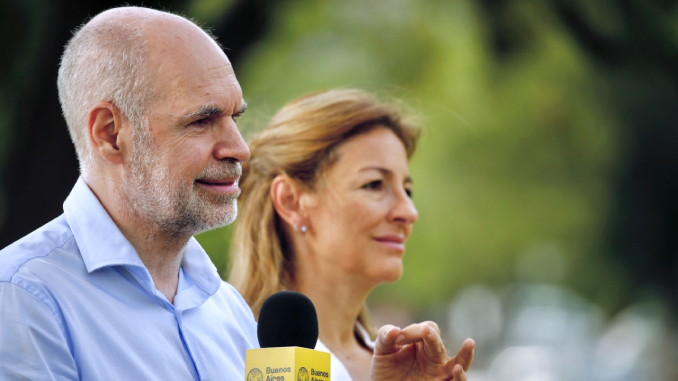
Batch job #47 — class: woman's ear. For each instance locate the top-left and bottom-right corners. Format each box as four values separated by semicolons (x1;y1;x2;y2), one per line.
270;175;306;231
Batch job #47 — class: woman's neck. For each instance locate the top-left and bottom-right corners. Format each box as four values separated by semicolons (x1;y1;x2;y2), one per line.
292;260;371;351
290;250;376;381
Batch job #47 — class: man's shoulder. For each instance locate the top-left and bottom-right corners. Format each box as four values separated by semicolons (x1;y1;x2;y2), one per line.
216;279;241;298
210;280;259;348
214;280;251;309
0;214;74;282
212;280;257;321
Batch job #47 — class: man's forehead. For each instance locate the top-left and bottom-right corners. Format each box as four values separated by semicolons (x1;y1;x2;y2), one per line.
204;63;236;81
155;70;244;121
86;7;233;83
145;25;237;96
92;7;225;65
146;22;225;59
155;64;239;99
87;7;241;113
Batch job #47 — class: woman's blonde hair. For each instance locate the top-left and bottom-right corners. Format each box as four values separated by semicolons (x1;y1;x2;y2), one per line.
228;89;420;339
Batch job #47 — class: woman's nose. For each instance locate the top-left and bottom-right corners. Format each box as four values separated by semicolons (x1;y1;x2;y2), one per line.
389;189;419;225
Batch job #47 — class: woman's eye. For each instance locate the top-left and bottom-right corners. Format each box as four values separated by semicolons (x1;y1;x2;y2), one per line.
363;180;383;191
405;188;413;198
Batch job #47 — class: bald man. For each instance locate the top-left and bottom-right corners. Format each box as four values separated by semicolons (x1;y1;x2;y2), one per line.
0;7;255;379
0;6;472;381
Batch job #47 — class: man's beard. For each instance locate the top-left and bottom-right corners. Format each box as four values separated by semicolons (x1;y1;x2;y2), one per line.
121;124;241;236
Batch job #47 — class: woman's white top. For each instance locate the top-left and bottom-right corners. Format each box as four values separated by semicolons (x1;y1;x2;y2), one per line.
314;324;376;381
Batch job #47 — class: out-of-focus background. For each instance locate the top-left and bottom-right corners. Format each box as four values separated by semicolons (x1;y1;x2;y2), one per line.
1;0;677;379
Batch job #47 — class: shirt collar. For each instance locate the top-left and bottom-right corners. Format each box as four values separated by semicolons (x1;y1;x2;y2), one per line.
63;177;221;296
64;177;145;272
181;237;222;296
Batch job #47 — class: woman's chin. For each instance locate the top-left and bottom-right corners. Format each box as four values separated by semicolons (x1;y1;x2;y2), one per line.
374;264;404;284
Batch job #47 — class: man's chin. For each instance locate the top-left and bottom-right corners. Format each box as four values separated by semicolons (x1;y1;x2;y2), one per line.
191;205;238;235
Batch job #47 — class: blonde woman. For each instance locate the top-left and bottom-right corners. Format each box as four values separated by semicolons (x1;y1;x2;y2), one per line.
229;89;474;380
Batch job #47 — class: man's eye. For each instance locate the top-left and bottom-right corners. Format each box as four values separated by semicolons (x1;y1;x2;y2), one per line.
405;188;413;198
191;117;210;126
232;114;242;122
363;180;383;191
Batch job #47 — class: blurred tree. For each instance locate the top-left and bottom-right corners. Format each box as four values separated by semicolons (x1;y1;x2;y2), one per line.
478;0;678;311
226;0;618;312
224;0;677;314
1;0;675;318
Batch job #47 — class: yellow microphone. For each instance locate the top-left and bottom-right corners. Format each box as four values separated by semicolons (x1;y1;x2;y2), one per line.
245;291;331;381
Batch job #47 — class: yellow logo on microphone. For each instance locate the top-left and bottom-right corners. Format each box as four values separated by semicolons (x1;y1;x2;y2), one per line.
247;368;263;381
245;347;330;381
297;367;309;381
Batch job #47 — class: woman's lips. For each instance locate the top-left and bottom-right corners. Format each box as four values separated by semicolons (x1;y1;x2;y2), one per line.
373;235;406;252
195;179;239;195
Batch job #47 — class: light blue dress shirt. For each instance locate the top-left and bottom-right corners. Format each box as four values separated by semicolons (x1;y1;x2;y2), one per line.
0;178;259;380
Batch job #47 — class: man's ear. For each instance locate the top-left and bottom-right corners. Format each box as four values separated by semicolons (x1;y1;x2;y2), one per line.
270;175;306;230
88;102;127;164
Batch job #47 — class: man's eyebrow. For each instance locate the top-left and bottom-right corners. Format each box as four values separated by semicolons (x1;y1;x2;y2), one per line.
181;105;223;123
236;99;248;115
359;166;413;184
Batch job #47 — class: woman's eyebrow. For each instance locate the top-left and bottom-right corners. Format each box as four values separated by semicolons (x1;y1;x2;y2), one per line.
359;166;412;183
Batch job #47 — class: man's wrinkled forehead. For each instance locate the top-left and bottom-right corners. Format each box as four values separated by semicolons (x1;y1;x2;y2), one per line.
89;7;228;66
142;16;236;99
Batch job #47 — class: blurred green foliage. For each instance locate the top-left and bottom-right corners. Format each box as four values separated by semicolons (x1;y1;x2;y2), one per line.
194;0;644;314
1;0;675;318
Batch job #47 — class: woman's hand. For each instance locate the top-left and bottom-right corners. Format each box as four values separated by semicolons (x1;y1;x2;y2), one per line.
370;322;475;381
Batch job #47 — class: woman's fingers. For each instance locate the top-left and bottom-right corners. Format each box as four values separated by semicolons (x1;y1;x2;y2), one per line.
393;321;440;345
452;364;467;381
425;321;441;336
374;324;402;355
374;322;476;380
453;338;475;371
387;322;471;365
443;362;468;380
421;324;449;362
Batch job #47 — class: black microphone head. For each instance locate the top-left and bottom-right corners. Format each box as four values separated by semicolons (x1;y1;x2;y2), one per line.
257;291;319;349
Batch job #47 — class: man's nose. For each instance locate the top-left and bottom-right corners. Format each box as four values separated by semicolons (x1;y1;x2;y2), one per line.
214;118;250;162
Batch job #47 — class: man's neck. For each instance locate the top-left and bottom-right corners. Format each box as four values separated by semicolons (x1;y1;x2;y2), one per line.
124;228;188;304
88;177;190;304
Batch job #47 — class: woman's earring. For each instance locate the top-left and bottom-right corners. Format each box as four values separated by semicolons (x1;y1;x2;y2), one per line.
300;225;307;233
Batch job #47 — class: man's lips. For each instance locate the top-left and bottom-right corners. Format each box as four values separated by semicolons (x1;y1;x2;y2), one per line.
196;178;236;185
195;178;240;194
